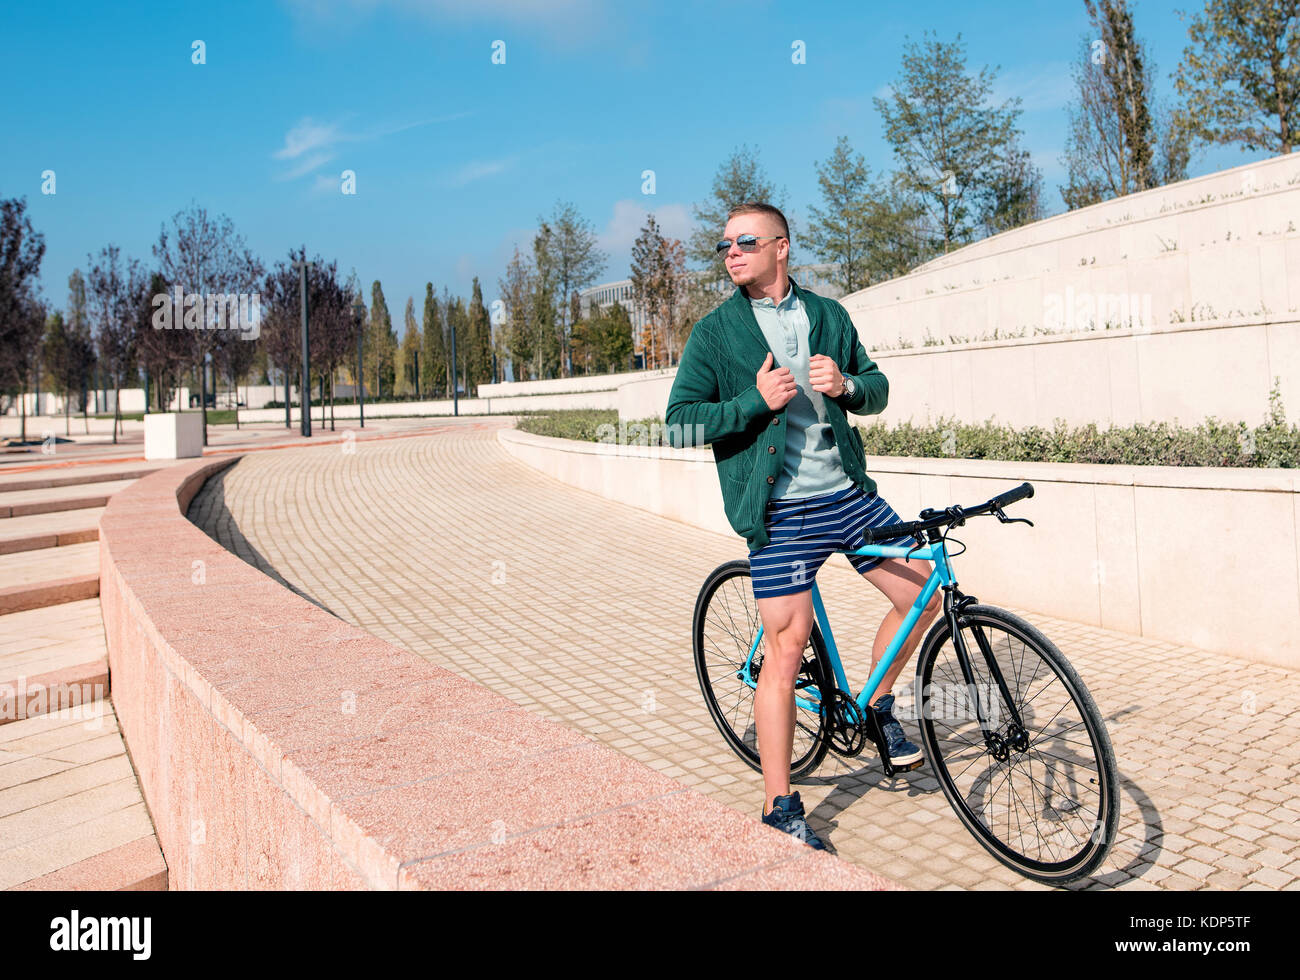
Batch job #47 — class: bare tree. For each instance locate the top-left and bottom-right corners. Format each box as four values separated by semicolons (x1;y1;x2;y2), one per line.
86;244;141;444
152;203;262;444
0;197;46;439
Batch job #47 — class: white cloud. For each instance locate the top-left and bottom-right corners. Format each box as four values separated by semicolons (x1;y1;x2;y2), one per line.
281;151;337;181
991;63;1077;113
600;199;691;253
272;111;468;181
310;173;341;195
444;157;516;187
274;118;343;160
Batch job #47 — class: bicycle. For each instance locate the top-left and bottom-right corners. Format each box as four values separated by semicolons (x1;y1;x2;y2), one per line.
692;482;1120;884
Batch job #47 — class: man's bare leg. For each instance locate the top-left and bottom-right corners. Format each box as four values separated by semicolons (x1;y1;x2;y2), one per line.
752;588;815;814
858;557;943;707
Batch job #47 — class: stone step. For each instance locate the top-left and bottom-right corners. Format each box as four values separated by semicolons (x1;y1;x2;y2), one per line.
0;575;99;616
0;542;100;616
0;464;167;496
0;509;103;555
0;598;108;726
0;479;137;518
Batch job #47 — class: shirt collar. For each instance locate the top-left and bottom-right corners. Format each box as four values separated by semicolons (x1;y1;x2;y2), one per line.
747;276;796;311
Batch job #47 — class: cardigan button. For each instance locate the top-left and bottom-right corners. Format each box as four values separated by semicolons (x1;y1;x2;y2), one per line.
767;445;776;454
766;476;775;484
771;416;780;425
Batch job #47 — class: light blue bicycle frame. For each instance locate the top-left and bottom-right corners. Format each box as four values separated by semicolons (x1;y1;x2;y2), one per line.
741;538;957;716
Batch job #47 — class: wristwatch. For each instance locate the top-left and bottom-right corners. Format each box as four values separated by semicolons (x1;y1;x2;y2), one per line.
841;375;856;399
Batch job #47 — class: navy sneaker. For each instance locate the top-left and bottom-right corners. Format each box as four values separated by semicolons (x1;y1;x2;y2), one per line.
872;693;923;767
761;791;826;850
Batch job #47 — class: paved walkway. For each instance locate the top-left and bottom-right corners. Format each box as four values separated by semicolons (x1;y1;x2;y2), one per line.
187;421;1300;890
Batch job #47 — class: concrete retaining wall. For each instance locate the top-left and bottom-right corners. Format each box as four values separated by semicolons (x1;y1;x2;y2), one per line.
497;428;1300;670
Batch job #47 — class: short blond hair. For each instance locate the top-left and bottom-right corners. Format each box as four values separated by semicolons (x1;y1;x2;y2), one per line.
726;201;789;243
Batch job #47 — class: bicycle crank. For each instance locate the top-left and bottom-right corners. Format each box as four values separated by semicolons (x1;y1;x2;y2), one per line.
821;690;868;757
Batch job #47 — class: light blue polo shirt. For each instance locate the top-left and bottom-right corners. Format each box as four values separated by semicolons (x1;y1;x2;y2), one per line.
750;280;853;500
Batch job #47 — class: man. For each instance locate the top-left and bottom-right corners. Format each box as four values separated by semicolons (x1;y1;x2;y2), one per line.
665;202;943;850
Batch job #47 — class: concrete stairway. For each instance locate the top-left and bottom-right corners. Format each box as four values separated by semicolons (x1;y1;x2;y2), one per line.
0;459;169;889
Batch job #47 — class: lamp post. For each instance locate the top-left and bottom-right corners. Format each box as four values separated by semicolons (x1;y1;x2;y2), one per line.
353;294;365;428
292;250;313;437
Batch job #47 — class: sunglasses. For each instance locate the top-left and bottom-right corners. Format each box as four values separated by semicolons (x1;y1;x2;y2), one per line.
716;234;784;255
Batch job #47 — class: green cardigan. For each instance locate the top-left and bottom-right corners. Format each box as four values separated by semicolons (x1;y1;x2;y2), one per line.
664;276;889;552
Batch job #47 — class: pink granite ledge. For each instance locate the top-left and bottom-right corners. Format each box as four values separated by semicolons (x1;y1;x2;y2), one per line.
99;454;902;890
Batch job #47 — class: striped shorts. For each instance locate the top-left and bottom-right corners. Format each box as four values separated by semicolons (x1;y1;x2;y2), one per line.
747;484;917;599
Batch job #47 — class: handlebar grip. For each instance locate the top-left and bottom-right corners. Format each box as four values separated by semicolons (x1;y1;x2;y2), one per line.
990;481;1033;510
862;521;916;545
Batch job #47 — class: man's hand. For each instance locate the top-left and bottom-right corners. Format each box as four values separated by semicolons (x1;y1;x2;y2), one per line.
809;354;845;398
756;352;797;411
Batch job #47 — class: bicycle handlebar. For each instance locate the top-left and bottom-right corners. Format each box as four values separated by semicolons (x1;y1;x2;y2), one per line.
861;481;1035;545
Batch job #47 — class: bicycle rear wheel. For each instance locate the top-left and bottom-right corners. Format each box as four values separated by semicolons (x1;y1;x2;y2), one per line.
916;604;1119;884
692;560;830;780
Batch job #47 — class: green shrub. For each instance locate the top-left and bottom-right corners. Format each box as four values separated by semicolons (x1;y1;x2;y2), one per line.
857;379;1298;468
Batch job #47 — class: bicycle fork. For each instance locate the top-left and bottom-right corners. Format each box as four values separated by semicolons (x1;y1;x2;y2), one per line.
941;585;1030;762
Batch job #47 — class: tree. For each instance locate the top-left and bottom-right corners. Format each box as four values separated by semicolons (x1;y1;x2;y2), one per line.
306;256;350;428
537;201;606;376
86;244;141;444
874;32;1023;251
1175;0;1299;155
1059;1;1174;209
529;223;562;379
366;280;396;399
341;269;366;406
806;137;876;294
0;197;46;438
43;311;71;434
262;251;305;425
136;269;193;411
152;204;262;444
688;144;791;278
396;296;419;397
421;283;446;398
445;293;469;395
466;278;493;395
64;270;96;431
630;215;668;370
218;299;257;429
499;245;533;381
597;302;634;374
982;145;1047;236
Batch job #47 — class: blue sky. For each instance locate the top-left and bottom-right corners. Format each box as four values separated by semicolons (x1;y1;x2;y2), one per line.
1;0;1271;337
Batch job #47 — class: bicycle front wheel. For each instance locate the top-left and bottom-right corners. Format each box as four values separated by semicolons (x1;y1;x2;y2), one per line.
916;604;1119;884
692;560;830;780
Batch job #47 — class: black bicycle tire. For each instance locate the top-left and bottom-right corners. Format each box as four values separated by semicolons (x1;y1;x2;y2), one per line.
915;604;1120;884
692;559;831;780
